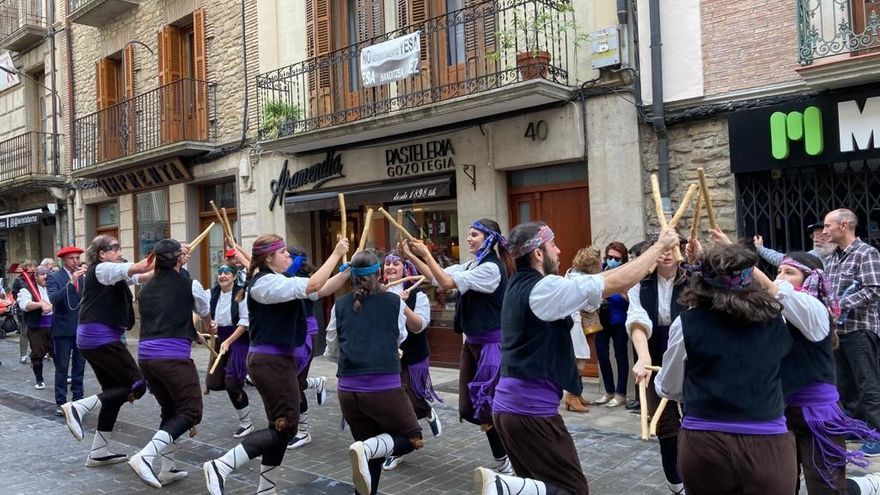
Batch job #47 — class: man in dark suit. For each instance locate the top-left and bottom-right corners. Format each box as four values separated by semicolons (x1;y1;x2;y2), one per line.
48;246;87;417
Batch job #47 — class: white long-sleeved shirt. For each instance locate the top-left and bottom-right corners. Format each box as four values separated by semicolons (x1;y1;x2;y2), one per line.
774;280;830;342
655;316;685;401
435;260;501;295
96;262;140;286
388;284;430;332
18;284;51;314
530;272;605;321
625;274;676;340
209;288;250;328
249;272;318;304
189;279;211;318
323;300;408;362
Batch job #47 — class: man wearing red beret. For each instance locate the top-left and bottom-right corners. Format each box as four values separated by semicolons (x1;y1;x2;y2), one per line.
47;246;87;416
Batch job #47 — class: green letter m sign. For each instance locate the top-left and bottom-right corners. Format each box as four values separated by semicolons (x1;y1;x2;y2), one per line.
769;107;824;159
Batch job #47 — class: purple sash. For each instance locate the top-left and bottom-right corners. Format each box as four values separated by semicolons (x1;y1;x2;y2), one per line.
786;382;880;487
76;322;125;350
682;415;789;435
295;316;319;376
465;328;502;422
249;343;297;357
492;377;561;417
37;314;52;328
338;373;401;392
137;338;191;360
217;326;249;382
406;357;442;403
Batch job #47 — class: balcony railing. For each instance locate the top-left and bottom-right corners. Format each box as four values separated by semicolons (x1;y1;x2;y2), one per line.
73;78;216;170
0;0;47;52
256;0;573;140
68;0;140;28
0;132;59;182
798;0;880;65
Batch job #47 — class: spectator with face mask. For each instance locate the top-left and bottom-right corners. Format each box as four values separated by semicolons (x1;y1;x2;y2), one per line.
592;242;630;409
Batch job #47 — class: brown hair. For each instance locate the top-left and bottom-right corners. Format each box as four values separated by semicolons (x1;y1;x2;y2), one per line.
237;234;284;302
474;218;514;276
350;250;382;312
85;235;116;266
604;241;629;263
571;246;602;274
679;244;782;323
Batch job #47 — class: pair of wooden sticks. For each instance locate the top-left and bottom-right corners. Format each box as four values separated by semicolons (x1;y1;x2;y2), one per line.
649;167;719;264
638;365;668;440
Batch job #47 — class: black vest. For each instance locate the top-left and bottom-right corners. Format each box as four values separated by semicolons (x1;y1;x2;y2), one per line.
681;308;791;421
500;269;581;394
399;289;430;365
639;272;686;330
335;291;402;376
23;285;48;328
247;271;307;347
210;285;242;327
79;263;135;329
781;321;836;397
137;270;197;342
453;252;507;336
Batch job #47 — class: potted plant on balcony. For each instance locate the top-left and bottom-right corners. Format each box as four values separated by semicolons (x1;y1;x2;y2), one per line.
490;2;589;80
260;101;302;140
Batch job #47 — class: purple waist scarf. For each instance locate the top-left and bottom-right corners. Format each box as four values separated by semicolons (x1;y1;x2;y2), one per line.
682;415;789;435
338;373;401;392
465;328;502;422
217;326;249;381
76;322;125;350
786;382;880;487
138;338;192;360
294;316;319;376
493;377;562;417
405;357;442;403
36;314;52;328
249;343;297;357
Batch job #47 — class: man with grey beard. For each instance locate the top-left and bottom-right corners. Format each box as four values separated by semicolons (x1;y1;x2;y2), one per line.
753;221;835;266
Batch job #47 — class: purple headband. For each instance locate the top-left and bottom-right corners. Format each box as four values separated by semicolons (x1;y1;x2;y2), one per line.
780;256;838;313
511;225;555;259
252;240;286;257
701;266;753;290
471;221;508;263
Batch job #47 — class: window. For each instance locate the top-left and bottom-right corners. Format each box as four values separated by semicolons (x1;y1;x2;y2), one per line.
95;202;119;240
157;8;207;143
135;189;170;261
95;46;135;160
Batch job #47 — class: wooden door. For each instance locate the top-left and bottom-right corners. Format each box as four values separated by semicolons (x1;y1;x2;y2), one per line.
508;181;598;376
96;58;121;161
853;0;880;56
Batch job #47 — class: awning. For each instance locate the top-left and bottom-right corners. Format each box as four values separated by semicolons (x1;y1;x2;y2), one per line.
284;174;454;213
0;208;47;230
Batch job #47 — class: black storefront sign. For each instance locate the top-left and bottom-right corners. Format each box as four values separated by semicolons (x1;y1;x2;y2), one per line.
269;151;345;211
728;85;880;174
385;139;455;178
98;158;192;196
0;211;42;230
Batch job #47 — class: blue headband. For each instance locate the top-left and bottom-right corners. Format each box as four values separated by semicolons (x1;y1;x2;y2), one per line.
471;221;508;263
350;262;382;276
286;255;305;276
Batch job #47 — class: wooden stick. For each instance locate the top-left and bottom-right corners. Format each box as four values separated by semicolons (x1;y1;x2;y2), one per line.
690;190;703;241
383;275;423;288
198;338;218;359
408;276;427;292
397;209;404;243
209;348;226;375
338;194;347;263
650;174;683;262
639;380;649;441
220;207;234;241
697;168;718;230
645;365;662;372
668;184;699;229
649;398;669;437
378;207;415;241
356;208;374;254
189;222;215;251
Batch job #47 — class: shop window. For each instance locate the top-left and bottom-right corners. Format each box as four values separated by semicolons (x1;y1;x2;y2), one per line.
95;202;118;240
198;181;237;288
135;189;170;261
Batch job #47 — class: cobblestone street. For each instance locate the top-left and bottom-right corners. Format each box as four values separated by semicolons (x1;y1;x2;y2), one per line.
0;333;685;495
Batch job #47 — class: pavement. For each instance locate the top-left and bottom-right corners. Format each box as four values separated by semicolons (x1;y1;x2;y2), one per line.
0;332;860;495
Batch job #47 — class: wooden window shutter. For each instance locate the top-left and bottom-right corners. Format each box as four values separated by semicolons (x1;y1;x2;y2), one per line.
397;0;431;89
193;7;208;140
123;45;136;154
465;0;495;71
357;0;383;41
96;58;121;162
158;25;184;143
306;0;334;117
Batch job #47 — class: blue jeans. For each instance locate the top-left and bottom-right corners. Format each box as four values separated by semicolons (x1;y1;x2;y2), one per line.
594;323;629;395
53;336;85;405
835;330;880;431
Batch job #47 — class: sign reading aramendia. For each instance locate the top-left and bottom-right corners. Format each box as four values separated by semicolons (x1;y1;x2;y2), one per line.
360;32;421;88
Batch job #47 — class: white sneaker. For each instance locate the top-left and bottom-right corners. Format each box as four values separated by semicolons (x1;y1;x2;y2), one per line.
85;453;127;467
128;452;162;488
158;468;188;485
382;455;403;471
232;423;253;439
61;402;84;441
203;460;228;495
287;432;311;449
348;441;371;495
20;356;28;364
35;382;45;390
427;408;442;437
315;376;327;405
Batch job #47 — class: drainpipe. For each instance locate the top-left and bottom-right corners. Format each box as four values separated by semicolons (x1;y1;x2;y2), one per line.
648;0;670;212
65;12;76;244
47;0;59;177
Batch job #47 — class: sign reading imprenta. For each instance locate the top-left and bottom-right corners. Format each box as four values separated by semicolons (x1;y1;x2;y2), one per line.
360;32;421;88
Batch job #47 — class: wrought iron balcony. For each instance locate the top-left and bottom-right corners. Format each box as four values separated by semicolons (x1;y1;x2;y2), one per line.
0;132;60;184
68;0;139;28
798;0;880;65
73;78;217;171
256;0;574;142
0;0;48;52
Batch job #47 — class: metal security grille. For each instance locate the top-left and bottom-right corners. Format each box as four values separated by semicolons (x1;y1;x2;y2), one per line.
736;162;880;253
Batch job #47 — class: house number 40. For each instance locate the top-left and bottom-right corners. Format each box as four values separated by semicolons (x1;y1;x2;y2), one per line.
524;120;548;141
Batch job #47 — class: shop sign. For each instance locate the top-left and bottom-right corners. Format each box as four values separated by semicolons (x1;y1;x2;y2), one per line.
269;151;345;210
360;32;421;88
0;210;41;230
390;180;451;202
98;159;192;196
385;138;455;178
729;85;880;173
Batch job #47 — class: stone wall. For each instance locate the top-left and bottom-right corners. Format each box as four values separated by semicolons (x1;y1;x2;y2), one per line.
639;116;737;238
